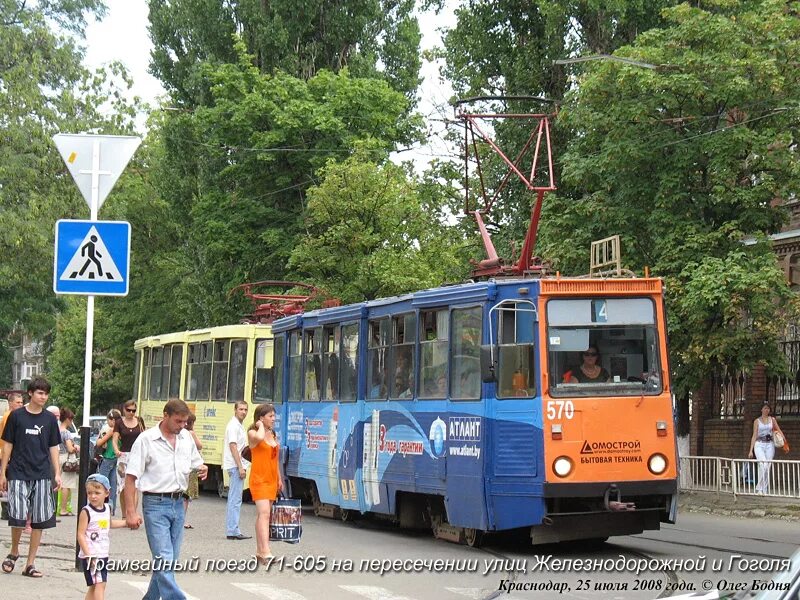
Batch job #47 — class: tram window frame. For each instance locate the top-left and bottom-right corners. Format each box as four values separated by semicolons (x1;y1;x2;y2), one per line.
168;345;183;399
450;306;483;401
288;330;302;402
274;336;284;404
133;350;142;402
254;337;277;404
143;348;152;400
227;339;247;403
389;313;416;400
210;340;231;402
187;341;212;401
419;309;449;399
340;322;359;402
546;298;663;397
496;303;537;399
367;319;390;401
322;326;338;401
149;347;167;400
304;328;322;401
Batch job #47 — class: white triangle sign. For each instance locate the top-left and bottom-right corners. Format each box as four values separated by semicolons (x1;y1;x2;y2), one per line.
59;226;123;282
53;134;141;210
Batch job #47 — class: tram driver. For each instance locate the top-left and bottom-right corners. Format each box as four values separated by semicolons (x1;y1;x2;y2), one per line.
567;345;610;384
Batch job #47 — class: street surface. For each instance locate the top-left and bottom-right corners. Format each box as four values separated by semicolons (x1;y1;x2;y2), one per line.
0;493;797;600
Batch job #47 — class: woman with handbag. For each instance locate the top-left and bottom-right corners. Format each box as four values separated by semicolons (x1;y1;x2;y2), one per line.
58;408;79;516
247;403;282;563
114;400;145;515
748;402;788;494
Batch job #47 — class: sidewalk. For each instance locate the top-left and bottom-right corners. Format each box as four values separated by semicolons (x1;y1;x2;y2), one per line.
679;490;800;521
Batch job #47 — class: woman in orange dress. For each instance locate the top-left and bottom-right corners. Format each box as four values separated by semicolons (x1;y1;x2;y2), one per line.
247;403;282;562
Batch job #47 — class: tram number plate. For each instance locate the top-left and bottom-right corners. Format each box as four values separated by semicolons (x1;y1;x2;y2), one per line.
547;400;575;420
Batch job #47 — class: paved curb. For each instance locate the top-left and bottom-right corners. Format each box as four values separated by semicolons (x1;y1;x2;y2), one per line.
679;491;800;521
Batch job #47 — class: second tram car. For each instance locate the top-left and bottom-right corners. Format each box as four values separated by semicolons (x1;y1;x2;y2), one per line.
133;324;276;494
271;275;677;545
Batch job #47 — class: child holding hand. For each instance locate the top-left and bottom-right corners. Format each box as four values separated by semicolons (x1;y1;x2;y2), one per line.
77;473;128;600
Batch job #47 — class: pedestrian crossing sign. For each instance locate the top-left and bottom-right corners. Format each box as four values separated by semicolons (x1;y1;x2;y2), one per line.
54;220;131;296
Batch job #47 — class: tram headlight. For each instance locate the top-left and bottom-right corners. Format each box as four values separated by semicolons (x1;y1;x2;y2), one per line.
648;453;668;475
553;456;573;478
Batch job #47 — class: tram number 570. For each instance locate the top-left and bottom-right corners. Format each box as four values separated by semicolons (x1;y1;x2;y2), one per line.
546;400;575;420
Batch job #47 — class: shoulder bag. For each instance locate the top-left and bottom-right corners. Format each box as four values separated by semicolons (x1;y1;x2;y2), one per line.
772;418;785;449
62;453;80;473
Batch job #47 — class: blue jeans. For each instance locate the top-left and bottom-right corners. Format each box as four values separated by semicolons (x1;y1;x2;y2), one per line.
226;467;244;537
142;494;186;600
98;457;118;514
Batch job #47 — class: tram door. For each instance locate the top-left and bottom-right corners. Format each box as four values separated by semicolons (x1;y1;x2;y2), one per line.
487;301;543;530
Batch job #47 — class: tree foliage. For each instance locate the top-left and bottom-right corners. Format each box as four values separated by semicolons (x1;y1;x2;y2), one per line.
288;154;467;302
435;0;680;263
139;41;421;327
148;0;421;104
0;0;137;341
539;0;800;397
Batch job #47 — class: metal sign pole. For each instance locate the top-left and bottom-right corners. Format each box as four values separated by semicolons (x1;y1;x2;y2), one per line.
75;140;100;569
52;132;140;570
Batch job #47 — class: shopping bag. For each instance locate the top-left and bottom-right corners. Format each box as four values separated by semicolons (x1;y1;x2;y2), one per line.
269;496;302;544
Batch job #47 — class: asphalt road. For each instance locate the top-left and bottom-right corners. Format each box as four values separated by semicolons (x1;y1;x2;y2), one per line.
0;493;797;600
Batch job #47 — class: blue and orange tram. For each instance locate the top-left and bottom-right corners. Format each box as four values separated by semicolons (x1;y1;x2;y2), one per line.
271;275;677;545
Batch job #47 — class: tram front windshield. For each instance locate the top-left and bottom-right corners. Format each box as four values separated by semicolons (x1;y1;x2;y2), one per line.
547;297;662;397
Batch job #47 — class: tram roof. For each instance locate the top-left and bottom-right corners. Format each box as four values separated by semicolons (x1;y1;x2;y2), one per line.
134;322;272;349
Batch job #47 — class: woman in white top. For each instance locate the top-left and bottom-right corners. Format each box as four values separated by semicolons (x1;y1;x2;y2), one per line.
748;403;786;494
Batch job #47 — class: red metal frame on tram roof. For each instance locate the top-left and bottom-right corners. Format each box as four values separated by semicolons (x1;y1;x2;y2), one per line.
230;280;337;323
457;98;557;278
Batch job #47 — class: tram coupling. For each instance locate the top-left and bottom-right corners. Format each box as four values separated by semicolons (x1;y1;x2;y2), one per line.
604;484;637;512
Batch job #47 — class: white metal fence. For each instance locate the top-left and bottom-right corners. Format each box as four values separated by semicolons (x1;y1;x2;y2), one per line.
680;455;800;499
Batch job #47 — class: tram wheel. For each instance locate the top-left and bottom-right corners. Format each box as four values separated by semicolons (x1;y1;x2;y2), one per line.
217;473;227;499
340;509;352;522
463;528;483;548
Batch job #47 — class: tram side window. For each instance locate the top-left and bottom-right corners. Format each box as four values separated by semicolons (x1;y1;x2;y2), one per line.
390;313;416;399
420;309;448;398
254;338;275;403
340;323;359;402
211;340;230;401
187;341;211;401
497;304;536;398
149;347;166;400
143;348;152;400
322;327;339;400
227;340;247;403
304;329;321;401
288;331;302;402
133;350;142;402
451;307;482;400
367;319;390;400
168;345;183;398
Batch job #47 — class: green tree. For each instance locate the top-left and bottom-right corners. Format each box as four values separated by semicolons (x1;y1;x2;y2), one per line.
288;154;466;302
434;0;679;264
148;0;421;104
141;42;421;327
0;0;138;353
539;0;800;428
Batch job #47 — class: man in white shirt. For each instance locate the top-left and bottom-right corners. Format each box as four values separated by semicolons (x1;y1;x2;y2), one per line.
124;399;206;600
223;401;250;540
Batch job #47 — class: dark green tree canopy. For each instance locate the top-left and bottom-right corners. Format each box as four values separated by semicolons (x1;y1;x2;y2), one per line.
144;41;421;327
148;0;421;104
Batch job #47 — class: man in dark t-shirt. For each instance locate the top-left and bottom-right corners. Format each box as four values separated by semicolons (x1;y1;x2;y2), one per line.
0;377;61;578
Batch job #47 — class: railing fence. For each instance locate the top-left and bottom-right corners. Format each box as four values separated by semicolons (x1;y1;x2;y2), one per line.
680;456;800;499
